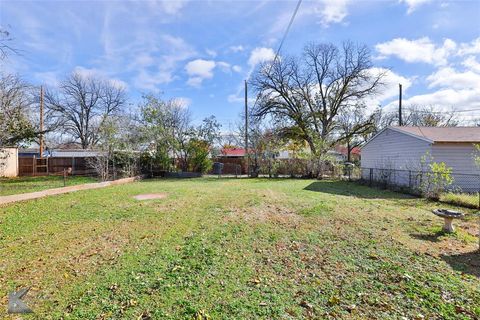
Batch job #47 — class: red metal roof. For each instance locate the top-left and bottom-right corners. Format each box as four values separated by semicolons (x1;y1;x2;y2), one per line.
220;148;246;157
334;145;361;155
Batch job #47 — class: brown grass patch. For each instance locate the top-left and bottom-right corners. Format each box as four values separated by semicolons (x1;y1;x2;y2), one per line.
133;193;168;200
406;217;479;257
225;203;301;227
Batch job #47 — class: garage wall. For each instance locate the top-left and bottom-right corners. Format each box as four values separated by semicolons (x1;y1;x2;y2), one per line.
361;128;432;170
0;147;19;177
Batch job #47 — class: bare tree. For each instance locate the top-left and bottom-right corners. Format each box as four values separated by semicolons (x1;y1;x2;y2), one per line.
252;41;386;155
0;28;19;60
0;73;35;146
379;105;458;128
45;71;126;149
337;104;378;162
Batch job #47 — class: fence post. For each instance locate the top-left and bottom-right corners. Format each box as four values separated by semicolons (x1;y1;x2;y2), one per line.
408;170;412;190
369;168;373;186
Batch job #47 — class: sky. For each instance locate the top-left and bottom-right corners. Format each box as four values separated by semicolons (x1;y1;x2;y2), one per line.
1;0;480;128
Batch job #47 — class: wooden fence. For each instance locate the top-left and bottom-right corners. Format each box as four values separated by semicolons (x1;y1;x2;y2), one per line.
18;156;96;176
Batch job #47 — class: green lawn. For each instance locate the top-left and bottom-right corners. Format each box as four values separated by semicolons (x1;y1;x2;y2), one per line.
0;178;479;319
0;175;97;196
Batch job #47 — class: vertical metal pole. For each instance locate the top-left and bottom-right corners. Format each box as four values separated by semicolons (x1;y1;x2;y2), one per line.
63;168;66;187
399;83;403;126
244;80;249;177
39;86;44;158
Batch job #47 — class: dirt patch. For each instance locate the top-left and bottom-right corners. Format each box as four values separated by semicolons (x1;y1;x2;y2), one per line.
133;193;168;201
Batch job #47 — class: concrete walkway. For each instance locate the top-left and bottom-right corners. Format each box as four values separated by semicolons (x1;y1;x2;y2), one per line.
0;176;140;206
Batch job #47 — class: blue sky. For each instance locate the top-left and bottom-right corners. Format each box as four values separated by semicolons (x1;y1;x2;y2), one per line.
1;0;480;127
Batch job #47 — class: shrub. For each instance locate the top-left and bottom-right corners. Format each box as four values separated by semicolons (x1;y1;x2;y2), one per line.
186;139;212;173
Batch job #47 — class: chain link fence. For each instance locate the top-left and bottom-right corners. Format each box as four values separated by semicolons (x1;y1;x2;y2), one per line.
360;167;480;194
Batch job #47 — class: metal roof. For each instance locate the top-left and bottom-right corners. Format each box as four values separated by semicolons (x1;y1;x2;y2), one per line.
390;126;480;143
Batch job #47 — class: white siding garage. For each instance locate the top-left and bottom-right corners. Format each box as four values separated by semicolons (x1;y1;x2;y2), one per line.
361;128;432;170
361;126;480;192
0;147;19;177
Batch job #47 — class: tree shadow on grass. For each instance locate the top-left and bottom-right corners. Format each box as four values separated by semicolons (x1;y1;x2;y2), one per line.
441;251;480;278
303;180;416;200
410;230;450;243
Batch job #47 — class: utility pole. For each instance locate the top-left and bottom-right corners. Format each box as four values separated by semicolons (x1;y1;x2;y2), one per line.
39;85;44;158
399;83;403;126
244;80;249;177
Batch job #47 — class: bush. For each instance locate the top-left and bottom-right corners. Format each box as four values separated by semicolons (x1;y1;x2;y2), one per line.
140;147;171;176
186;139;212;173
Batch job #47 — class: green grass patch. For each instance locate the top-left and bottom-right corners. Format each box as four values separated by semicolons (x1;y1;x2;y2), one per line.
440;192;480;209
0;178;478;319
0;175;97;196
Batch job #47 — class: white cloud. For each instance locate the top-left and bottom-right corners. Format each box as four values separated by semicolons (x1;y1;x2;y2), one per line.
377;36;480;119
226;47;275;103
229;45;245;53
217;61;231;72
206;49;217;57
185;59;216;78
227;94;242;103
463;56;480;73
155;0;188;15
185;59;216;87
458;37;480;56
133;70;172;92
34;71;61;87
73;66;128;90
132;53;155;68
124;34;196;91
315;0;350;26
399;0;432;14
186;77;203;87
363;68;413;113
386;88;480;111
426;67;480;89
248;47;275;67
174;97;192;109
374;68;413;102
375;37;456;65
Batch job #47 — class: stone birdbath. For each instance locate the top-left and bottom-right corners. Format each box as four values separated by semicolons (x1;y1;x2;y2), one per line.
432;209;465;233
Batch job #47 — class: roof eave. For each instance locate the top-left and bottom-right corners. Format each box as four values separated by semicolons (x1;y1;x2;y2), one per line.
388;127;434;144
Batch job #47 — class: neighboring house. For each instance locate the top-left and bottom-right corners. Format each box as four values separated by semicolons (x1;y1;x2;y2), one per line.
19;148;104;158
0;147;19;177
219;148;246;158
326;149;345;163
17;148;104;176
47;149;104;158
361;126;480;192
333;145;361;162
18;148;41;158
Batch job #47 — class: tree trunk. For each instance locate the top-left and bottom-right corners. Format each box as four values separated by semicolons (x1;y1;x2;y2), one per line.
347;141;351;163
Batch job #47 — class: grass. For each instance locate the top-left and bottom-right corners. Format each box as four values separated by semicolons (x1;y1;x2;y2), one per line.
0;178;479;319
0;175;97;196
440;192;480;209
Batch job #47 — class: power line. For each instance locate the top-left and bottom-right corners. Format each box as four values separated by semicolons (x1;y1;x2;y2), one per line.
249;0;303;111
270;0;303;72
403;108;480;114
